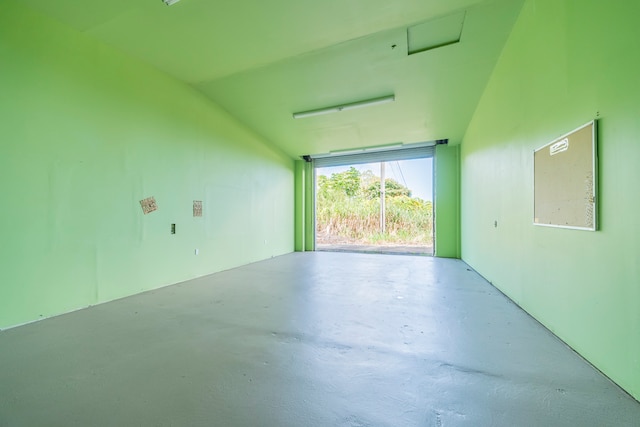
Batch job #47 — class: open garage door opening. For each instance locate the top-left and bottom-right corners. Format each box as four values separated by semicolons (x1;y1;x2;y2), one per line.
314;150;434;256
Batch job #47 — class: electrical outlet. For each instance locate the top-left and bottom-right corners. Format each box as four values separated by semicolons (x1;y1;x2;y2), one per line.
171;223;176;234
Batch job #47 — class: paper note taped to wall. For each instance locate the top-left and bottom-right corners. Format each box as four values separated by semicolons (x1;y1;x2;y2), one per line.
140;197;158;215
193;200;203;217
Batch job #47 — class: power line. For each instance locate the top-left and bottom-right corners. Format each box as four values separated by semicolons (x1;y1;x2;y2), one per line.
396;161;407;188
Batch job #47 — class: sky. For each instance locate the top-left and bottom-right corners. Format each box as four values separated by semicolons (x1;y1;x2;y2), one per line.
316;157;433;201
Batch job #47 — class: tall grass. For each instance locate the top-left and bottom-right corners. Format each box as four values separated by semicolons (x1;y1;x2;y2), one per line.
316;168;433;245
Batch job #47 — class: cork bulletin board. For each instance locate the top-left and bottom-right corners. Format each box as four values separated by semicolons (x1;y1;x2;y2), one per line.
534;121;597;230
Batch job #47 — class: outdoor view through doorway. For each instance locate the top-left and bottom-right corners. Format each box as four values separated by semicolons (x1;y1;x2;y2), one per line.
315;158;433;255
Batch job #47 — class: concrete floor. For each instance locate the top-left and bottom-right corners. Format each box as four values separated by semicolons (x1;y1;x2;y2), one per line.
1;253;639;426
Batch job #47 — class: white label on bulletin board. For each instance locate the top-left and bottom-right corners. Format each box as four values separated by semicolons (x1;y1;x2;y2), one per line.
550;138;569;155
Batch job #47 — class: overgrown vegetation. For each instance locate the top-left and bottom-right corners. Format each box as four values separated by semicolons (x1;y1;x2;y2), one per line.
316;166;433;245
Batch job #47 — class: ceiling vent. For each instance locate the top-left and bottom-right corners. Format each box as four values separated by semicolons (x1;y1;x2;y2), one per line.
407;11;466;55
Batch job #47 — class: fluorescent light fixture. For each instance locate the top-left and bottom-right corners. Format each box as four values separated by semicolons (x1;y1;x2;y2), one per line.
162;0;181;5
292;95;395;119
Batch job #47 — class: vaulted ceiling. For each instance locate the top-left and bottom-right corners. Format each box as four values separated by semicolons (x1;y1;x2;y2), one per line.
20;0;524;158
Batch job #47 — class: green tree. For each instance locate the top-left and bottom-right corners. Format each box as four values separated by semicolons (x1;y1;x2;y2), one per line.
365;178;412;199
325;167;361;197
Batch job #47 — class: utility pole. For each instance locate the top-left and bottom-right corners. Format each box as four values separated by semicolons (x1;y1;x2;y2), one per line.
380;162;386;234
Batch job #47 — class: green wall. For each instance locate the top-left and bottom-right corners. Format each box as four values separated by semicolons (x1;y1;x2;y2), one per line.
434;145;460;258
0;2;294;329
294;161;306;252
461;0;640;399
304;161;316;251
293;160;316;252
